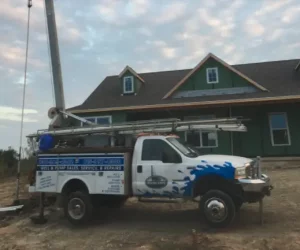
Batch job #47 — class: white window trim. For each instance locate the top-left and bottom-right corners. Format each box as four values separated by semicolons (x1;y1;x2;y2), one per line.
268;112;291;147
184;115;218;148
206;67;219;84
184;130;219;148
123;76;134;94
80;116;112;127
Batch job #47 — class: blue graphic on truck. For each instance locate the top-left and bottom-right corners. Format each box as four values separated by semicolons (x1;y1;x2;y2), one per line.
138;160;235;197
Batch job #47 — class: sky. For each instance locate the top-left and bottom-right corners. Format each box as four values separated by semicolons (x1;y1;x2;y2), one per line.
0;0;299;150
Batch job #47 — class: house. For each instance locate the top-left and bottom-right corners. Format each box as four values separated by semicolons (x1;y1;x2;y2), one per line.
68;53;300;158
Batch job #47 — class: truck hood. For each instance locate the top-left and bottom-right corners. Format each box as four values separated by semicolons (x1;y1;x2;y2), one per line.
196;154;253;168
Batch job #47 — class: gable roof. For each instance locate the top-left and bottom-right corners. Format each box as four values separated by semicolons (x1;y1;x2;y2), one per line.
163;53;268;99
68;58;300;113
295;61;300;71
119;65;145;83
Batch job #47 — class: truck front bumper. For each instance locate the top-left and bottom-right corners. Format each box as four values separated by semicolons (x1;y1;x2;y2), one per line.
238;174;273;198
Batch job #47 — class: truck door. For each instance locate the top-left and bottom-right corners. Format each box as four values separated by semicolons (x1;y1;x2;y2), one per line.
133;138;186;197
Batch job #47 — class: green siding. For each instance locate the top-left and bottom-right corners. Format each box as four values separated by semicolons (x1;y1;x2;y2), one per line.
177;57;254;92
120;70;142;95
232;103;300;157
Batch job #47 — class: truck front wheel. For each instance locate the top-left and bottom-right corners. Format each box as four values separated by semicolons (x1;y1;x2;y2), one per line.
199;189;236;228
64;191;93;225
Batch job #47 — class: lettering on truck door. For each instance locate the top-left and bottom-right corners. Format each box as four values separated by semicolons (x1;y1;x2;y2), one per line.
134;138;186;197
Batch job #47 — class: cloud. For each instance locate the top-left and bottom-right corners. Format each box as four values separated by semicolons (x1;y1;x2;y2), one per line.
176;49;206;69
125;0;150;18
267;29;284;42
244;18;265;37
0;106;38;122
203;0;217;8
154;2;187;24
97;3;118;25
198;8;221;27
15;73;33;85
95;0;151;25
255;0;293;16
224;45;236;55
0;0;32;24
288;43;300;49
281;6;300;23
161;47;177;59
0;43;46;68
55;14;82;43
146;40;167;47
137;27;152;36
226;53;244;64
183;1;244;39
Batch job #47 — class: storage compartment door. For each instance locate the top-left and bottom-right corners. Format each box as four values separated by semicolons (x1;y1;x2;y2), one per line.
36;156;58;192
96;154;126;195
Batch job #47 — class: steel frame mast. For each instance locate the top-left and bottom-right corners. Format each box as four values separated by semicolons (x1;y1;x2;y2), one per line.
44;0;65;127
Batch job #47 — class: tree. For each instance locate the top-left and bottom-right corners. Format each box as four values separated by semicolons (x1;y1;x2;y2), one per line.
0;147;18;168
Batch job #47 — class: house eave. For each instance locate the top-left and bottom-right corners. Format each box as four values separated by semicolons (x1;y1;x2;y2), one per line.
69;95;300;114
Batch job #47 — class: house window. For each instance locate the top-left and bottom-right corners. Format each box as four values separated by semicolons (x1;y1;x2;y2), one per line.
206;67;218;84
184;115;218;148
269;113;291;146
123;76;134;94
81;116;112;127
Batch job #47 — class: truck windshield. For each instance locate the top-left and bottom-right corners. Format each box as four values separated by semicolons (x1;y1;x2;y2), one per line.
166;137;199;158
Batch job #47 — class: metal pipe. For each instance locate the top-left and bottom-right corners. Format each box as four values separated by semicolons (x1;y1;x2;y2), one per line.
27;120;247;138
229;106;234;155
257;156;261;178
15;0;32;202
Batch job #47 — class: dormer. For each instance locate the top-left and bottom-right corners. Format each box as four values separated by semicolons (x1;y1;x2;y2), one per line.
119;66;145;95
163;53;268;99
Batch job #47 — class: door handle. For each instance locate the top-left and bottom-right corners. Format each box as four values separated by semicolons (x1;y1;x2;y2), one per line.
137;165;143;173
187;166;196;170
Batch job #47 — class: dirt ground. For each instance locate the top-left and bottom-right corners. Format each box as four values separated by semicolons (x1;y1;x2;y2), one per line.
1;168;300;250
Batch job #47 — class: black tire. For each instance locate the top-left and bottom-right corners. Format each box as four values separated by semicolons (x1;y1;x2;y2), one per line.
199;189;236;228
64;191;93;225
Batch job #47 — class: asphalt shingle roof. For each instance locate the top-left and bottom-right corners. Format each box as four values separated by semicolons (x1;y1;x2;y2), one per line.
68;59;300;111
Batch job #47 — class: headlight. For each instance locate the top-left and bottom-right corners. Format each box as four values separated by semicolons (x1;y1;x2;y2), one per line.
244;162;251;168
235;167;246;179
244;161;255;178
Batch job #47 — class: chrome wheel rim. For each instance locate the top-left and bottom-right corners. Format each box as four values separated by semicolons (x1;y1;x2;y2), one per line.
204;198;228;223
68;198;85;220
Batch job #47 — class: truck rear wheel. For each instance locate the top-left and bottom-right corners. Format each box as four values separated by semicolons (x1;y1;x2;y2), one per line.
64;191;93;225
199;189;236;228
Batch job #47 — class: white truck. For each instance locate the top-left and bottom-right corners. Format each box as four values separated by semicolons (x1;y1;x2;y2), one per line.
28;132;272;228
